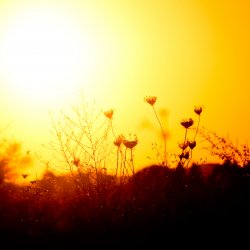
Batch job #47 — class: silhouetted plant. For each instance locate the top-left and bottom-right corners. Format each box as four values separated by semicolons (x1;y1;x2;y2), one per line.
123;134;138;176
178;106;203;167
104;111;138;180
113;133;138;184
49;95;114;198
113;134;125;180
2;93;250;247
199;127;250;167
186;106;203;165
193;106;203;140
179;118;194;167
144;96;168;166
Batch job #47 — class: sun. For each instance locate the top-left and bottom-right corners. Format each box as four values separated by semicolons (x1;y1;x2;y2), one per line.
0;6;90;107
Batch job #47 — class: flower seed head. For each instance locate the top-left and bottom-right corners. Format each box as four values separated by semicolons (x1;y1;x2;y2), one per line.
104;109;114;119
123;139;138;149
194;106;203;115
144;96;157;106
188;140;196;149
180;118;194;129
184;151;190;159
123;135;138;149
179;141;189;150
113;134;125;147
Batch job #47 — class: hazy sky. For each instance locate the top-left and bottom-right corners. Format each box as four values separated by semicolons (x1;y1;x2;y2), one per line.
0;0;249;178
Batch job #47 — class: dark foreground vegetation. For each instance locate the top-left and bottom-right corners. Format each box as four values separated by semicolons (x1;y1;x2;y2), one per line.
0;162;250;248
1;98;249;248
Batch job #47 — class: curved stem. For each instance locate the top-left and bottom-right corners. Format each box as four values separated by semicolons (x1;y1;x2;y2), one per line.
123;148;127;179
110;120;116;139
152;106;167;166
186;149;193;167
194;115;200;141
180;128;188;166
130;148;134;175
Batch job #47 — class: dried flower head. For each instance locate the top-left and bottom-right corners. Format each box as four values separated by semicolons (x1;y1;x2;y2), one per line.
123;140;138;149
22;174;29;179
113;134;125;147
179;151;190;160
144;96;157;106
179;141;190;150
194;106;203;115
180;118;194;129
183;151;190;159
104;109;114;119
188;140;196;149
123;136;138;149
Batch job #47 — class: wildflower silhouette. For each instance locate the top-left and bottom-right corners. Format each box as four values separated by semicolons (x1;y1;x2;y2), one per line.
188;140;196;150
104;108;118;142
22;174;29;179
179;141;189;150
180;118;194;146
186;106;203;166
180;118;194;166
104;109;114;119
123;139;138;149
193;106;203;140
123;135;138;175
144;96;157;106
144;96;167;166
180;118;194;129
113;134;125;179
179;106;203;167
194;106;202;115
113;134;124;147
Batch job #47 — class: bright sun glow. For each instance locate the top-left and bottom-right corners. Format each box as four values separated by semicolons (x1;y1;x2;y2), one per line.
0;7;92;106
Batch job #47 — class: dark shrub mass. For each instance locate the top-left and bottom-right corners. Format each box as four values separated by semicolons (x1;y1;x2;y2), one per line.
0;163;250;248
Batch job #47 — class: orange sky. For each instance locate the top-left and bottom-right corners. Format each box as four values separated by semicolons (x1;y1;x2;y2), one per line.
0;0;249;179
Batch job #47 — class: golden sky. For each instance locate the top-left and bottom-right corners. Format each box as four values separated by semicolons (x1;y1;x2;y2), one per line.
0;0;249;179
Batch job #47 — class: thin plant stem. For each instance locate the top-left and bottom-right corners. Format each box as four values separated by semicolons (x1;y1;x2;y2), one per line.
194;115;200;141
181;128;188;166
130;148;134;175
184;128;188;144
152;105;167;166
115;147;119;178
186;149;193;167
